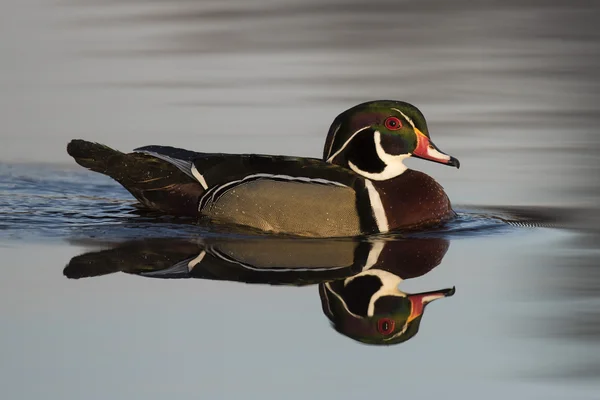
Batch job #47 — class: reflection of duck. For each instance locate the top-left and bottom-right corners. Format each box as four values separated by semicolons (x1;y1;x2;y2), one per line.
64;237;370;285
65;236;454;345
67;101;459;237
319;238;454;345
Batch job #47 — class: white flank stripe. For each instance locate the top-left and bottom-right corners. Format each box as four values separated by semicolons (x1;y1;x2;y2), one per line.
364;180;389;233
191;164;208;190
326;126;371;163
187;250;206;272
200;172;350;210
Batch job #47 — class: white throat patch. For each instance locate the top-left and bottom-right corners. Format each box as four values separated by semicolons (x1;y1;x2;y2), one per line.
348;131;409;180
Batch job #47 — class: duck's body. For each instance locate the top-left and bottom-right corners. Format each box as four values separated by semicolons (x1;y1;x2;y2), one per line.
67;100;459;237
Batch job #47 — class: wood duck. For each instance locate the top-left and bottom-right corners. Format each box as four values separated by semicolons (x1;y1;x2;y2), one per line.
64;236;454;346
67;100;459;237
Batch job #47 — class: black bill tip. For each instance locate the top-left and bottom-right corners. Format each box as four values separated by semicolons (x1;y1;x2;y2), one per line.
448;157;460;169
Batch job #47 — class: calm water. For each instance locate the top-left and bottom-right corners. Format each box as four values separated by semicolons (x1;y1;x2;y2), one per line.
1;1;599;399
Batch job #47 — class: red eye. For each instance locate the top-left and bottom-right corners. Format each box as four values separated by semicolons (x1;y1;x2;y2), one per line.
377;318;395;335
384;116;402;130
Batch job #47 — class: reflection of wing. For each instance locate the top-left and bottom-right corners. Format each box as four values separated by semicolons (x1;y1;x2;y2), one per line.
64;237;375;286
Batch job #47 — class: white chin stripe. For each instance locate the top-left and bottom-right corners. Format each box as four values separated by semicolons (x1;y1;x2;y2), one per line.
347;131;409;180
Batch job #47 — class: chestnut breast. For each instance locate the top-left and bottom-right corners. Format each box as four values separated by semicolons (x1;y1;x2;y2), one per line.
371;170;454;230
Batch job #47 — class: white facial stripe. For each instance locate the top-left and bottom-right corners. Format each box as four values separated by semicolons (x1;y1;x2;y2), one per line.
324;123;342;160
326;126;371;163
391;108;416;129
191;164;209;190
364;181;389;233
187;250;206;272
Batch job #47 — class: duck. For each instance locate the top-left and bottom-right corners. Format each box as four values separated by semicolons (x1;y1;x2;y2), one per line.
67;100;459;237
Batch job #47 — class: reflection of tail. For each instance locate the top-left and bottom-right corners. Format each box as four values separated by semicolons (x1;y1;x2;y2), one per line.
67;140;204;215
64;250;124;279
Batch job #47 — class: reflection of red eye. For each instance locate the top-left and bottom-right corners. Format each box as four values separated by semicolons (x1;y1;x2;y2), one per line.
384;117;402;130
377;318;395;335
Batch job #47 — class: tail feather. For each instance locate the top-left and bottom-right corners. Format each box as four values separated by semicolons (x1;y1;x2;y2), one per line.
67;139;204;216
67;139;125;175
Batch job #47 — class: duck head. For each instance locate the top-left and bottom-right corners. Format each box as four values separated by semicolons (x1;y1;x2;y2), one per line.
323;100;460;180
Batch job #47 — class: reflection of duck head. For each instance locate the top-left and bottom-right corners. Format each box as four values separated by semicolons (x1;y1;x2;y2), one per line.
319;238;454;345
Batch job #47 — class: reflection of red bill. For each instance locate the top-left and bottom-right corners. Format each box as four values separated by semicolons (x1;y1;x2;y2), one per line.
413;129;460;168
407;287;456;323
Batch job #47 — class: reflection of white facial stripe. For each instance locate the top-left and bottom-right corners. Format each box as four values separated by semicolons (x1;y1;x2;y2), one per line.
385;323;410;341
348;131;409;180
391;108;416;129
325;240;386;318
343;269;403;317
326;126;371;163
